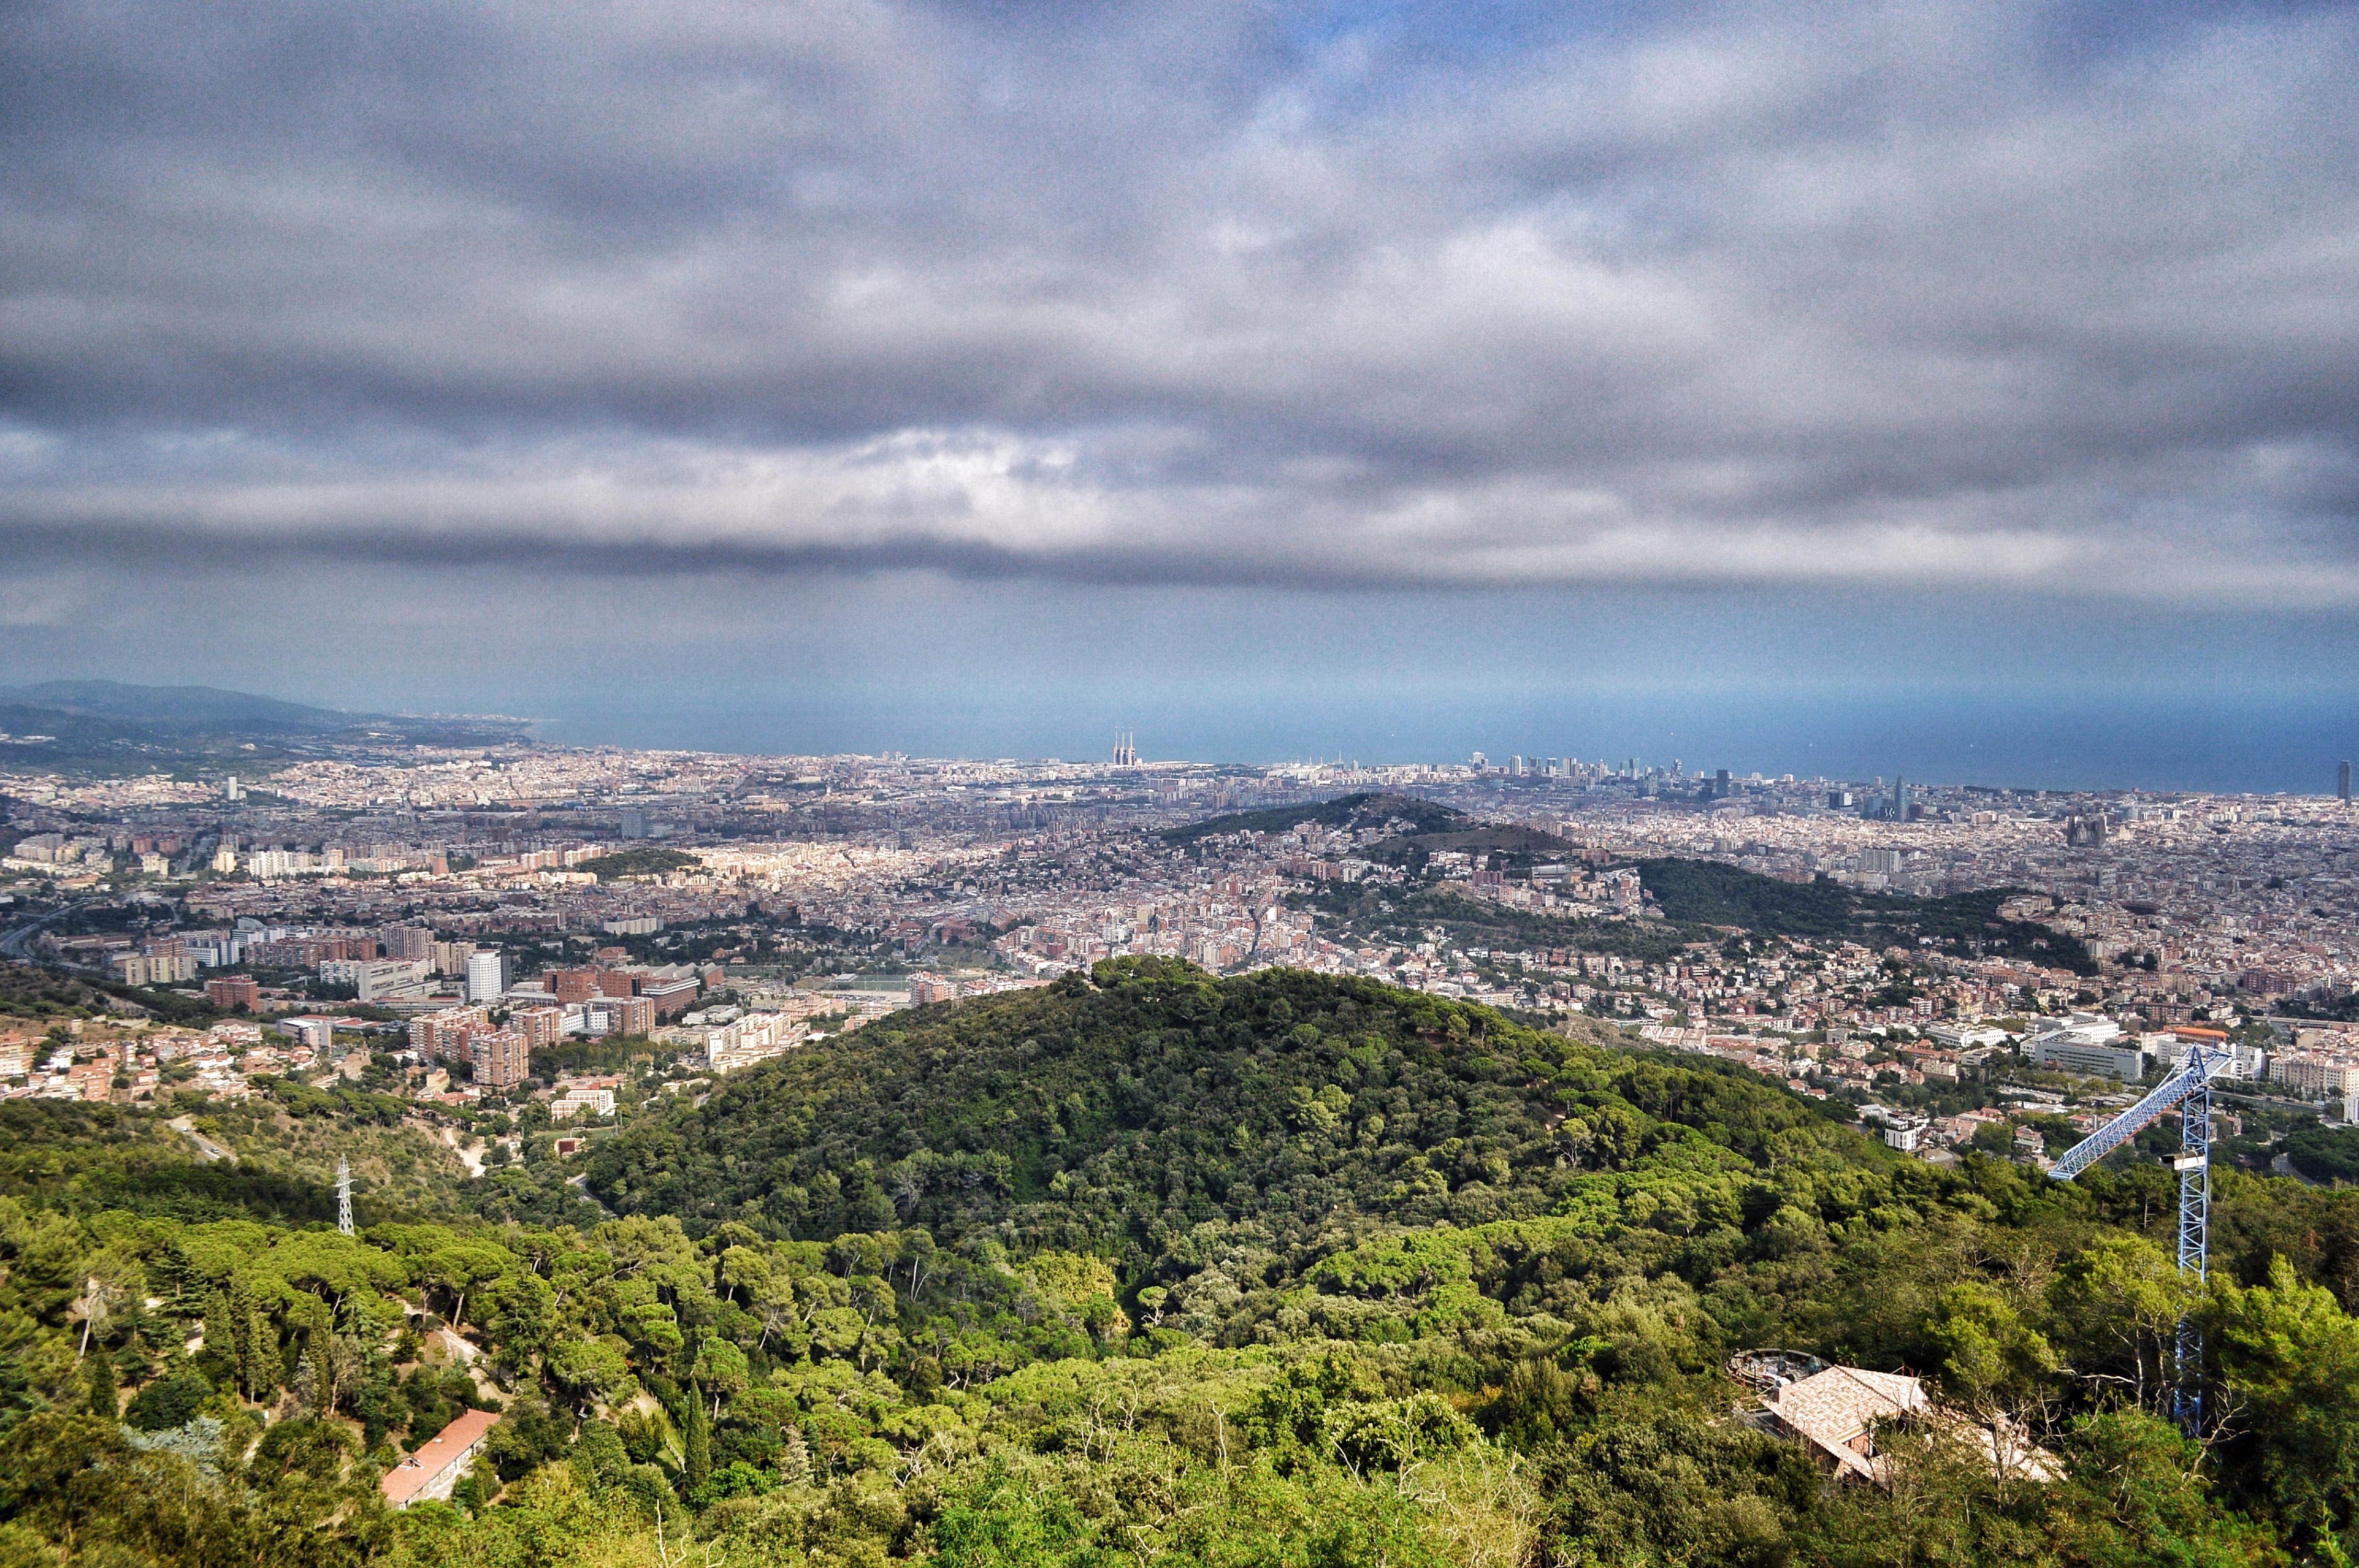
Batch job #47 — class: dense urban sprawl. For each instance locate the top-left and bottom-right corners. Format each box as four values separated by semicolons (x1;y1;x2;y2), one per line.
10;741;2359;1181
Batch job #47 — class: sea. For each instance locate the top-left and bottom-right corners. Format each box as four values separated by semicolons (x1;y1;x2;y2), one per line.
533;685;2359;798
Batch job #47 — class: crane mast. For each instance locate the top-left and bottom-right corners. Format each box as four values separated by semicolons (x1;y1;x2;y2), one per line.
2047;1042;2230;1429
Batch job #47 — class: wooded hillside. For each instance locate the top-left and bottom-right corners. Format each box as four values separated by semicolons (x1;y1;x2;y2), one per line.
2;961;2356;1566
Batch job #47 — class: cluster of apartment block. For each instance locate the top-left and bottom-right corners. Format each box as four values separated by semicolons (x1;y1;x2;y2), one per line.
905;971;1049;1006
397;966;714;1089
404;1005;558;1091
2270;1027;2359;1098
107;947;200;986
658;1009;808;1073
536;965;703;1019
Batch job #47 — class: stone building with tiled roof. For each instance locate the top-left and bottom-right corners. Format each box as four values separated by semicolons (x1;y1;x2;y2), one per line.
1756;1363;2057;1486
381;1409;500;1508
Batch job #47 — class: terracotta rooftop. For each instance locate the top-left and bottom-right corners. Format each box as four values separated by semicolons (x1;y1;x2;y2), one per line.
381;1408;500;1507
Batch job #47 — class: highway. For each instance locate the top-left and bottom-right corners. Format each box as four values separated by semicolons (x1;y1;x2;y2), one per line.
0;896;79;963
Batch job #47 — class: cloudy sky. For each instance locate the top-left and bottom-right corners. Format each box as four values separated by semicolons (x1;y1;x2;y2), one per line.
4;0;2356;780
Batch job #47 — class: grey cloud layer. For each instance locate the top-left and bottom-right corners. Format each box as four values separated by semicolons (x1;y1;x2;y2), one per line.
3;0;2356;597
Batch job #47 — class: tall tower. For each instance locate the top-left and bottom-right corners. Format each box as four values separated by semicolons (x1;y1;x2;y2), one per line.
336;1156;353;1237
466;949;510;1003
2340;759;2351;803
1893;775;1908;821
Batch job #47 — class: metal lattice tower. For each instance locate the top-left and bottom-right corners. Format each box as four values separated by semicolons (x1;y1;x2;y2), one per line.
2049;1042;2229;1430
336;1156;353;1236
2171;1074;2213;1429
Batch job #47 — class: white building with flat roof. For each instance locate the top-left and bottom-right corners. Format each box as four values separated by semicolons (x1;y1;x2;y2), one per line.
2028;1014;2146;1081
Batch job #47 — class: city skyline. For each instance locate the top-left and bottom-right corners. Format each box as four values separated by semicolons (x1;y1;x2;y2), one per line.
6;674;2358;798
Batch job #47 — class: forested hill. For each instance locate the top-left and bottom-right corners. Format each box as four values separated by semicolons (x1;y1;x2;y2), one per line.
571;847;700;881
1161;792;1463;844
14;963;2359;1564
1633;858;2100;973
584;958;1889;1259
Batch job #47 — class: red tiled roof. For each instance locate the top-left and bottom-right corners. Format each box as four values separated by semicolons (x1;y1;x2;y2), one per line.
380;1408;500;1506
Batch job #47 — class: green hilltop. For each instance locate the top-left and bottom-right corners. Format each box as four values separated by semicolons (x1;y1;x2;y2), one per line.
572;847;702;881
585;960;1875;1254
1292;856;2094;974
1633;858;2099;972
1161;792;1465;845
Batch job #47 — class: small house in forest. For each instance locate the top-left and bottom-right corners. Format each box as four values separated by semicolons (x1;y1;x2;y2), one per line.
381;1409;500;1508
1748;1360;2059;1486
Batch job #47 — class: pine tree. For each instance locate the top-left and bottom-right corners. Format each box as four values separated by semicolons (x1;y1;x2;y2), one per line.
777;1422;811;1488
202;1289;232;1377
302;1342;329;1416
151;1236;207;1318
85;1352;119;1419
682;1379;712;1497
226;1277;277;1402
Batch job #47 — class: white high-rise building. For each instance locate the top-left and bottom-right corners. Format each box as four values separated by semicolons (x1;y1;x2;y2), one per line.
465;950;510;1004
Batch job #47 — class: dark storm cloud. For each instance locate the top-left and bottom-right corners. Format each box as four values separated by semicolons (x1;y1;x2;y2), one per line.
3;0;2357;601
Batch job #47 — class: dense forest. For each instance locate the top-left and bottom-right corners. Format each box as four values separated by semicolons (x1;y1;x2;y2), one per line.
6;958;2359;1565
2286;1123;2359;1186
573;848;703;882
1160;793;1465;845
1631;861;2100;974
1287;859;2094;977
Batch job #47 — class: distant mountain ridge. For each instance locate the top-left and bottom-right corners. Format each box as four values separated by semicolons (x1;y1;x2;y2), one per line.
0;681;370;736
0;680;531;770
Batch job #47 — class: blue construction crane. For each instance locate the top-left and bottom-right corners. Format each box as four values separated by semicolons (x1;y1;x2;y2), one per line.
2048;1041;2232;1428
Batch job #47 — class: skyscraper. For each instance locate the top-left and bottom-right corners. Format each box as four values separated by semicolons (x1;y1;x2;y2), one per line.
465;949;509;1004
1893;775;1909;821
2341;760;2352;803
